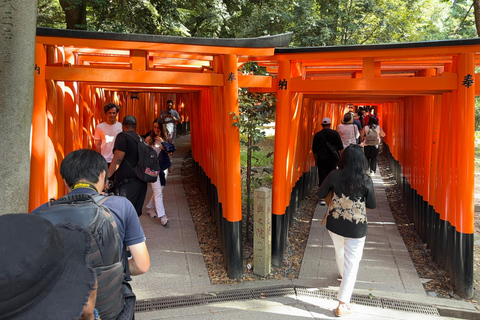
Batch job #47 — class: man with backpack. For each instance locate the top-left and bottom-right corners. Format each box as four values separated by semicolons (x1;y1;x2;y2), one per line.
31;148;150;320
108;115;159;217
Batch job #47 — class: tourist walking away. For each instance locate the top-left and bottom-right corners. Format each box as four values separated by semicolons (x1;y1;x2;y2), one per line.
108;115;149;217
317;145;376;317
145;118;170;226
360;116;386;175
94;103;122;166
312;117;343;204
31;149;150;320
0;213;99;320
160;100;181;143
337;112;359;149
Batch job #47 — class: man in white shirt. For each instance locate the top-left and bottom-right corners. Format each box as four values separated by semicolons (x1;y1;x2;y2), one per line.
94;103;123;166
160;100;181;143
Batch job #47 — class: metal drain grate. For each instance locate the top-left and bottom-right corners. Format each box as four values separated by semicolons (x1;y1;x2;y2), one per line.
252;285;296;299
204;289;253;303
135;294;205;312
350;294;383;308
135;285;440;317
295;288;335;300
382;299;440;316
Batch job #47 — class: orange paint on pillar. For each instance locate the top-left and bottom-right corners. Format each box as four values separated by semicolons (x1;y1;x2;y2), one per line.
222;54;241;222
272;60;291;215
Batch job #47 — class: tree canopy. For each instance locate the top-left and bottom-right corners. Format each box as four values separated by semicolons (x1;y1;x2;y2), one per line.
38;0;478;46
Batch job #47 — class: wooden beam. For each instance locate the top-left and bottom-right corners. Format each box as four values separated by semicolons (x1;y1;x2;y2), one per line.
131;50;147;71
290;75;457;94
238;74;272;88
45;66;224;86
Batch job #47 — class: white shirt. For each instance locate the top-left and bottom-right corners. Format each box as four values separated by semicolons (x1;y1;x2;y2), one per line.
94;121;122;162
336;123;359;149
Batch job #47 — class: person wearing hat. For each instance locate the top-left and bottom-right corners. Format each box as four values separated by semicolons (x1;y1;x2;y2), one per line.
337;112;360;149
108;115;148;217
0;214;100;320
312;117;344;203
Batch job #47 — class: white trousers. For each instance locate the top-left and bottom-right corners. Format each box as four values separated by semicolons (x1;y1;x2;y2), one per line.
328;231;366;304
146;169;168;217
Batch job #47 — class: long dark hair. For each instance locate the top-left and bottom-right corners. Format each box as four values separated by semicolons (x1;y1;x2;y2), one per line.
338;144;368;194
368;116;378;129
148;118;168;145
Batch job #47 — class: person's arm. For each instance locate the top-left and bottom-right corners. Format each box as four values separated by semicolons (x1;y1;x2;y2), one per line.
128;242;150;275
379;126;386;138
108;150;125;178
94;139;102;152
360;127;366;142
173;111;181;123
94;128;102;152
79;280;98;320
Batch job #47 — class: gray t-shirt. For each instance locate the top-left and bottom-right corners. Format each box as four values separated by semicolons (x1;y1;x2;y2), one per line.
161;109;180;134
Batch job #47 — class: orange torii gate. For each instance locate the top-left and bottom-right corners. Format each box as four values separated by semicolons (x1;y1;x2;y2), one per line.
255;40;477;298
32;28;477;297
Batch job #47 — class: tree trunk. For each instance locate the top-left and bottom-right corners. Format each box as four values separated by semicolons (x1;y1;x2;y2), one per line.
474;0;480;37
59;0;87;30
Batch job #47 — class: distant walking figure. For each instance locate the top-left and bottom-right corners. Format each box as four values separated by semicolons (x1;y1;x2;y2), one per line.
360;116;386;175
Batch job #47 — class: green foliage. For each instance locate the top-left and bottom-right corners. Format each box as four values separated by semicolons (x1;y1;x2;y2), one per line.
37;0;66;28
232;89;276;150
240;148;274;167
38;0;479;42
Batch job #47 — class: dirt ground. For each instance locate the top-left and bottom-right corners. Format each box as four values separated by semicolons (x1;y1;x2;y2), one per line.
181;148;480;309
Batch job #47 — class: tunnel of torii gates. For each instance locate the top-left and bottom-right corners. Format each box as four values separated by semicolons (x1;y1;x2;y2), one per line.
31;27;479;297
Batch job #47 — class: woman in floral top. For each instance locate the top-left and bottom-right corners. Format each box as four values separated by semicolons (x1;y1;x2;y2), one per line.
318;144;376;317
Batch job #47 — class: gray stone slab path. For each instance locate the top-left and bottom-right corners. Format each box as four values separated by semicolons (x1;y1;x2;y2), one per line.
131;134;477;319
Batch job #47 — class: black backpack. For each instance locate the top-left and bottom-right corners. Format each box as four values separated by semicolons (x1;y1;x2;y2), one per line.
37;193;125;320
123;131;161;183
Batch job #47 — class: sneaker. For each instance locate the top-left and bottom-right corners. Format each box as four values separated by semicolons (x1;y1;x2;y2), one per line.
160;215;169;226
146;208;156;218
334;304;352;317
320;200;326;206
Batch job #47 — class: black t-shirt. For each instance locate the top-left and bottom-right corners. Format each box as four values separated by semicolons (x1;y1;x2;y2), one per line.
113;131;140;180
312;128;343;161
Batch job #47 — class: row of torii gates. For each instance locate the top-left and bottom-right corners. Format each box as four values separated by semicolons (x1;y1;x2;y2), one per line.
30;27;477;297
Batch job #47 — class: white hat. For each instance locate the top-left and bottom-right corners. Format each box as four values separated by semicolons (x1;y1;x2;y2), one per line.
322;117;331;124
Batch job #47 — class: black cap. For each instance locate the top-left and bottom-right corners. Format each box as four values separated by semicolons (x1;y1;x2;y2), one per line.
122;115;137;126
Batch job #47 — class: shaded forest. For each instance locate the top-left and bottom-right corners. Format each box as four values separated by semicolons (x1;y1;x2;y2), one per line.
38;0;479;47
